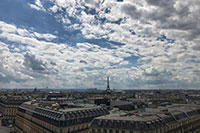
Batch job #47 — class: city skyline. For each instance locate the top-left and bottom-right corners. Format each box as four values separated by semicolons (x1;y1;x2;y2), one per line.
0;0;200;89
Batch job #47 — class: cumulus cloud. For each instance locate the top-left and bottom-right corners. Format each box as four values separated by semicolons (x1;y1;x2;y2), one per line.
23;53;46;71
0;21;56;41
29;0;45;11
0;42;33;85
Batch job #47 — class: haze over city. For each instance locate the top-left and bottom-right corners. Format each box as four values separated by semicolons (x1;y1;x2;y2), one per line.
0;0;200;89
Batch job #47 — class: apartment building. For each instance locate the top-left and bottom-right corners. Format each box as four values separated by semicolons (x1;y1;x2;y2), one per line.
15;101;109;133
0;97;27;126
90;104;200;133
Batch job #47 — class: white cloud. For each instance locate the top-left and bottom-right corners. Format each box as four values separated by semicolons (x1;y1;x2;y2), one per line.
0;21;56;41
0;21;130;88
29;0;45;11
1;0;200;89
33;32;57;41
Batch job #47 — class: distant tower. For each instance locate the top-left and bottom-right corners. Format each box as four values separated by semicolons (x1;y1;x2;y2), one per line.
106;77;110;90
46;86;49;92
34;87;37;92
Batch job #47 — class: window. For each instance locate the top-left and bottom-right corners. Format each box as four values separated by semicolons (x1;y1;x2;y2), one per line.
115;130;119;133
98;129;101;133
130;131;133;133
109;129;113;133
92;129;96;133
122;130;125;133
104;129;107;133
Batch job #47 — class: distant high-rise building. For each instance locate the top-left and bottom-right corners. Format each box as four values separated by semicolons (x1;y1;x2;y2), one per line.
106;77;110;90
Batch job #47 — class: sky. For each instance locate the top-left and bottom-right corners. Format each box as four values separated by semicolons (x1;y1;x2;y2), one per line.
0;0;200;89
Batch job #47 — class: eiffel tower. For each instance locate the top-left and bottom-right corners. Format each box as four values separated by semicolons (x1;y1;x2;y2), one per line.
106;77;110;91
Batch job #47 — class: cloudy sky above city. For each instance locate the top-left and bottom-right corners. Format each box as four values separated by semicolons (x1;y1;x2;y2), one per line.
0;0;200;89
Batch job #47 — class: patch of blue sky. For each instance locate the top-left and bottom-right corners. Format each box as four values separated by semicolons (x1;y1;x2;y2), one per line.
0;0;127;51
98;17;107;24
85;38;125;49
84;7;97;15
0;0;74;43
66;59;75;63
109;62;119;67
157;35;175;43
109;18;123;25
123;55;140;66
84;6;123;25
104;8;111;14
108;59;138;69
129;29;136;35
117;0;124;2
0;38;27;53
93;15;107;25
164;45;171;52
39;0;54;9
0;0;54;32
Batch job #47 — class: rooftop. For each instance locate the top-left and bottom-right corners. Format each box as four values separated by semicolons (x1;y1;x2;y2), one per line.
0;96;29;105
18;100;109;127
91;104;200;130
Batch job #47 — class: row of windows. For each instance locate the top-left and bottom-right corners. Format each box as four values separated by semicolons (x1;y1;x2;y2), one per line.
0;109;17;116
16;116;48;133
0;103;18;108
17;111;91;133
91;128;133;133
91;118;200;133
